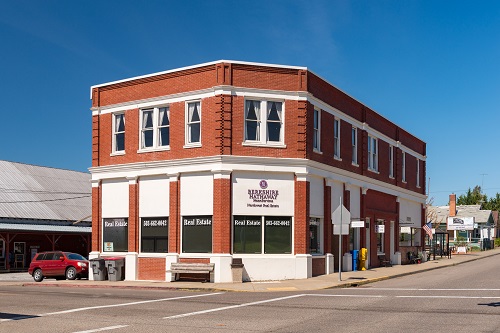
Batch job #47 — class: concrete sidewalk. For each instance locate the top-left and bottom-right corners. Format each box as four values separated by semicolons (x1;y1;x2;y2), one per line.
8;247;500;292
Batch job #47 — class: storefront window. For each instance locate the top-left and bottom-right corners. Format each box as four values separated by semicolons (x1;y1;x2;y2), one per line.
264;216;292;254
182;216;212;253
309;218;321;254
141;217;168;253
233;216;262;253
399;227;411;246
103;218;128;252
376;220;385;254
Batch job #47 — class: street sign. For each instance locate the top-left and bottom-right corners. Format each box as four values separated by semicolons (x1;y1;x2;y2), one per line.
332;205;351;225
334;224;350;235
351;221;364;228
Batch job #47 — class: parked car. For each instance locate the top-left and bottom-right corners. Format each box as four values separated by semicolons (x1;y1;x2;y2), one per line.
28;251;89;282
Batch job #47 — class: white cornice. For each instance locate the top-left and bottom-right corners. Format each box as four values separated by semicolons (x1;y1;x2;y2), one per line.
90;155;426;203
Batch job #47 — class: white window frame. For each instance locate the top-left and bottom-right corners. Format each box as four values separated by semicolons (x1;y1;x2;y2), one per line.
333;118;341;159
139;106;170;152
416;158;420;188
351;127;358;165
313;108;321;152
402;151;406;183
389;145;394;178
243;99;285;147
185;100;201;148
112;113;125;155
368;135;378;172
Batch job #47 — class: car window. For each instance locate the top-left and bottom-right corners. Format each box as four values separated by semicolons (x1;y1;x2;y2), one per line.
36;253;46;260
53;253;63;260
44;253;54;260
66;253;86;260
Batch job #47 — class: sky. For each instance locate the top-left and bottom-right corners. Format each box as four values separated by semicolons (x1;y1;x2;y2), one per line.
0;0;499;206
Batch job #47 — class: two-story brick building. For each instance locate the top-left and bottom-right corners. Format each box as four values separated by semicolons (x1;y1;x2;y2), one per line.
89;60;426;282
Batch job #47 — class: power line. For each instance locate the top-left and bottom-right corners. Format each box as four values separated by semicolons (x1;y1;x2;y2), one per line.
0;195;91;204
0;186;89;195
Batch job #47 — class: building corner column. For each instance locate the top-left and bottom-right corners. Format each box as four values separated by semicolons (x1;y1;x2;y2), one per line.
168;173;180;253
294;172;310;255
91;179;101;253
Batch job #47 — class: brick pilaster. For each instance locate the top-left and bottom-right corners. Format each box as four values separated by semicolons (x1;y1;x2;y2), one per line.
212;171;232;253
169;174;180;253
294;175;310;254
324;180;332;254
91;180;101;252
127;176;138;252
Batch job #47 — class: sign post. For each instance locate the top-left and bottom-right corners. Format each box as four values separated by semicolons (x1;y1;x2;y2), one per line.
332;198;351;281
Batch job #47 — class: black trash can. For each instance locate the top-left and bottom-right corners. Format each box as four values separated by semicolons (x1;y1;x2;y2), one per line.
105;257;125;281
90;258;107;281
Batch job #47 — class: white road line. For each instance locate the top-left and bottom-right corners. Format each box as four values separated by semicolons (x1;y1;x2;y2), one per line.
72;325;128;333
304;294;386;298
397;295;500;299
360;288;500;291
164;294;304;319
40;292;224;317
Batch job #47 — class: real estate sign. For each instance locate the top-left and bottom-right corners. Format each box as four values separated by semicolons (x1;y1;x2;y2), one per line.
447;216;474;230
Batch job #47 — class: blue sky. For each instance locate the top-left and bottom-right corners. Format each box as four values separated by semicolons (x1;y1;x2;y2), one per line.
0;1;499;206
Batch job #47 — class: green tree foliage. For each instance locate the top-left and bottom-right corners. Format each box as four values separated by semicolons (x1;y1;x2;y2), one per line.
456;185;500;212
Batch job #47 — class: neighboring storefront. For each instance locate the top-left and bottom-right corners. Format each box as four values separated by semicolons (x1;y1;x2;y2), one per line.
0;160;92;271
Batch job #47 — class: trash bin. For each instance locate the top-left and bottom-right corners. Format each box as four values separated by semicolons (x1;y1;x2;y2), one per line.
105;257;125;281
90;258;107;281
351;250;359;272
231;258;244;283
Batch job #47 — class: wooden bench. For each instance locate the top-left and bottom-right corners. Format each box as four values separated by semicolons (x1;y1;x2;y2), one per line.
378;255;392;267
168;263;215;282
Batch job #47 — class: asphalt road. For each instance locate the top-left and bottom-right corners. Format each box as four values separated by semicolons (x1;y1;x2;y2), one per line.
1;255;499;333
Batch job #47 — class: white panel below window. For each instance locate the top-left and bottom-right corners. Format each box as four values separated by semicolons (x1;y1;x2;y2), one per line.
309;176;324;217
181;173;213;215
102;179;129;218
139;176;169;217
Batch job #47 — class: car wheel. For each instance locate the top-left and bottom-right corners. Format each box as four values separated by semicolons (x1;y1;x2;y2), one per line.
33;268;44;282
66;267;77;280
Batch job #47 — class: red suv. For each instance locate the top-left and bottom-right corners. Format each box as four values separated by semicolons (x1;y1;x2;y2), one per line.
28;251;89;282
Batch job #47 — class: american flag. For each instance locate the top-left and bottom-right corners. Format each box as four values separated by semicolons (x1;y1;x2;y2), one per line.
423;221;433;240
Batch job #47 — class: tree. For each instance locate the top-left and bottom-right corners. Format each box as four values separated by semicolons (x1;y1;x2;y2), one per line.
456;186;486;206
456;185;500;212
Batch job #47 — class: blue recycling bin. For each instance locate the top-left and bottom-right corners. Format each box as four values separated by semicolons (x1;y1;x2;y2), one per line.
351;250;359;271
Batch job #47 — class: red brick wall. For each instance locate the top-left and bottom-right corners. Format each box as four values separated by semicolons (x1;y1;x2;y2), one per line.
128;181;138;253
294;179;309;254
213;177;231;253
92;62;425;198
138;258;166;281
96;66;216;107
92;184;101;252
169;179;180;253
312;257;325;277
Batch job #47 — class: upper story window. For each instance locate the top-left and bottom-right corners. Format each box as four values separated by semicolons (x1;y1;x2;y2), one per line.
367;135;378;172
389;145;394;178
333;119;340;159
313;108;321;151
416;158;420;188
402;151;407;182
140;107;170;150
351;127;358;165
186;101;201;146
244;99;284;145
113;113;125;154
